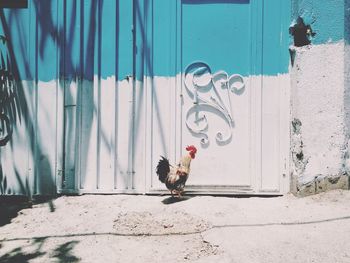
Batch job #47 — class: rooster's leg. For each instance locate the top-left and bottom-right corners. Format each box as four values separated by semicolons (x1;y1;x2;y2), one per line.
171;189;180;198
176;189;186;199
172;190;182;199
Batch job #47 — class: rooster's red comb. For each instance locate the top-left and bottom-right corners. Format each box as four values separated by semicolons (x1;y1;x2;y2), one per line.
186;145;197;153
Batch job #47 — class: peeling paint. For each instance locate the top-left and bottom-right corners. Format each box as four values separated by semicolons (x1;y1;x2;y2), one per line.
289;17;315;47
295;174;349;197
292;0;345;45
291;118;309;178
292;118;302;135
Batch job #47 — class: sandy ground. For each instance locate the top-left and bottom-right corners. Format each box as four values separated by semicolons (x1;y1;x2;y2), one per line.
1;190;350;262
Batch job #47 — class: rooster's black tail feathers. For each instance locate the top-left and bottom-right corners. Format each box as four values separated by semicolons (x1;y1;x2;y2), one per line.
156;156;170;183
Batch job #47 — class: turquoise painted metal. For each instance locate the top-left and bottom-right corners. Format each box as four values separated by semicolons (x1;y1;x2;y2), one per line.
2;0;348;81
1;0;293;82
141;0;291;77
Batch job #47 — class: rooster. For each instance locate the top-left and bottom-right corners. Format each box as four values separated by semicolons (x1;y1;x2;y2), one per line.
156;145;197;197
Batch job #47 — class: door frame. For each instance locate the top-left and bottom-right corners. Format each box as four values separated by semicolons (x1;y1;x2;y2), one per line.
144;0;291;195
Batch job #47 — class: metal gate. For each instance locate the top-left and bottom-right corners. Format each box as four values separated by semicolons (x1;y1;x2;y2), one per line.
0;0;289;196
61;0;290;195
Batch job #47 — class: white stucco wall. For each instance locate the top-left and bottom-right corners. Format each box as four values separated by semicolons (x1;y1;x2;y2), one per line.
290;41;349;192
345;41;350;170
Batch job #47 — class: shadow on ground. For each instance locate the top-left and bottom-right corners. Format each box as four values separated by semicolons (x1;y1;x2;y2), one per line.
0;238;80;263
0;196;56;227
161;196;194;205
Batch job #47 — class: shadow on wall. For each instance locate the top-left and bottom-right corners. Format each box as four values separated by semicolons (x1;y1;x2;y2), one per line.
0;0;170;194
0;0;108;195
0;6;57;196
345;0;350;45
182;0;249;4
345;0;350;137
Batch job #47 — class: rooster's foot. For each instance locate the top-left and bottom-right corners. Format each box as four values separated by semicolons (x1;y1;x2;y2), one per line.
170;190;183;199
177;190;185;199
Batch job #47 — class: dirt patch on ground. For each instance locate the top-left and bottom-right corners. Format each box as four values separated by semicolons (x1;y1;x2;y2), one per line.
113;210;210;235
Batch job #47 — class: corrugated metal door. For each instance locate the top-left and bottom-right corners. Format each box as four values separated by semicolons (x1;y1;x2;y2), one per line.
59;0;290;195
61;0;143;193
0;1;289;195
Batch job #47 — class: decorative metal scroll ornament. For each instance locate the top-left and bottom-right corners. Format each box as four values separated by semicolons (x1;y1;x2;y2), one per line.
184;62;245;146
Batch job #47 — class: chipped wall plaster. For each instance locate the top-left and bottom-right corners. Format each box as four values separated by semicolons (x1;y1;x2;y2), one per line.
290;42;350;195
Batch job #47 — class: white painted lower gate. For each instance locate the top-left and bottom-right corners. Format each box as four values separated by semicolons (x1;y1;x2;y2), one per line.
61;0;290;195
